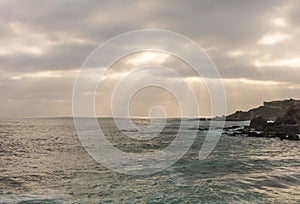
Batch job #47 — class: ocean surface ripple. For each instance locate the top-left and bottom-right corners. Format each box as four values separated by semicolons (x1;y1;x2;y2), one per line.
0;118;299;203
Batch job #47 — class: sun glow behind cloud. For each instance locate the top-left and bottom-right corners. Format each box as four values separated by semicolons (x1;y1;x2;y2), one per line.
126;52;169;65
1;0;300;117
271;17;286;27
254;57;300;68
227;50;245;57
258;33;288;45
10;70;79;80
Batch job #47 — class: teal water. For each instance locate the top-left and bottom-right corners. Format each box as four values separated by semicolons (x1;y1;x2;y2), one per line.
0;118;299;203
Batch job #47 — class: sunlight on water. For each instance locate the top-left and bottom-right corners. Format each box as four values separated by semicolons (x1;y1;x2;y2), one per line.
0;118;299;203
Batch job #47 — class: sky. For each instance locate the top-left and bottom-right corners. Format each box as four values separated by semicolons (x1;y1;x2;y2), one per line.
1;0;300;117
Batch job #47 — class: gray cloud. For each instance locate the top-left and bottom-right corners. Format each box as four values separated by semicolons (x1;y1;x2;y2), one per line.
0;0;299;117
0;43;96;72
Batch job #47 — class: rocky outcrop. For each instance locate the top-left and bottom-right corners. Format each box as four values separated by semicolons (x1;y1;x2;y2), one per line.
249;115;267;130
226;99;300;121
224;105;300;141
226;110;252;121
274;105;300;125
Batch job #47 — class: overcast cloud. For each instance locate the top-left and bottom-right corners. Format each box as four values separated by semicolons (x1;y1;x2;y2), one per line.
1;0;300;117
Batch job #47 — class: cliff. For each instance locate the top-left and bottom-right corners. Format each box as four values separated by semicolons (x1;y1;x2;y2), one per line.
224;104;300;140
226;99;300;121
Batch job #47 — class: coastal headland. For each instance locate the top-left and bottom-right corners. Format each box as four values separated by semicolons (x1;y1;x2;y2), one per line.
224;99;300;140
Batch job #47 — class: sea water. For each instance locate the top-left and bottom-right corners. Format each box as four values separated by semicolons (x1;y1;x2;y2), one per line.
0;118;299;203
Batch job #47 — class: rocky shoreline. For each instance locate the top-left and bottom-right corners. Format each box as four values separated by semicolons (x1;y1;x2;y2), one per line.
224;99;300;141
226;99;300;121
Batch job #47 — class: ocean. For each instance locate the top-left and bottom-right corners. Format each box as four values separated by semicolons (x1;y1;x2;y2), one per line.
0;118;299;203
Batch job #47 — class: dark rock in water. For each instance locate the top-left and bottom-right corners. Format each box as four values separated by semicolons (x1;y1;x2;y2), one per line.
278;133;299;141
223;125;241;130
198;127;209;131
248;131;262;137
224;105;300;141
250;115;267;130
